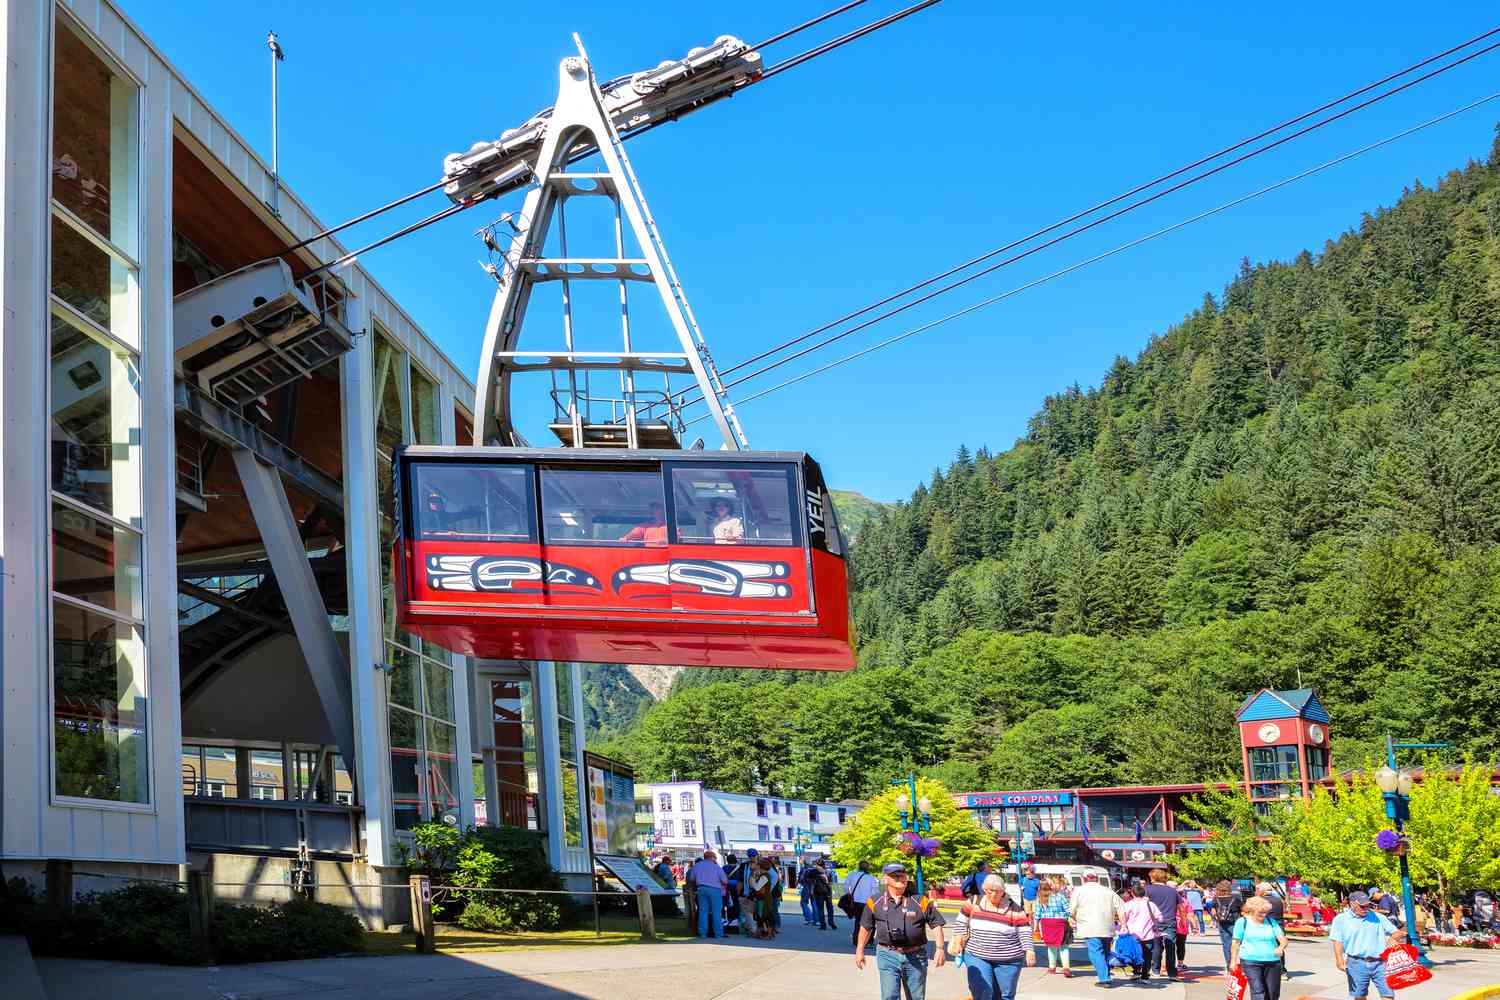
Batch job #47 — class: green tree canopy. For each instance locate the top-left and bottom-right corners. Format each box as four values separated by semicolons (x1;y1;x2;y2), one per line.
830;778;996;886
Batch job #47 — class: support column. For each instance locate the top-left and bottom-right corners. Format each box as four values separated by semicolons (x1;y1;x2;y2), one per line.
230;449;357;789
536;661;563;864
340;301;393;865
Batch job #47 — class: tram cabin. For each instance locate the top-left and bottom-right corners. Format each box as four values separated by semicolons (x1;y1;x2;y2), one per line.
393;447;854;671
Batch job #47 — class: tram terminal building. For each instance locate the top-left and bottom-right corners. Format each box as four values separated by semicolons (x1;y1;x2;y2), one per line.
0;0;601;923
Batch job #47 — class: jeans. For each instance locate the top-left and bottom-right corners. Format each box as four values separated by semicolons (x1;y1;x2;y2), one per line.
1151;934;1178;977
876;947;929;1000
1243;960;1283;1000
801;892;817;923
966;955;1023;1000
1086;937;1113;984
1345;955;1395;999
1193;909;1205;933
817;895;838;927
1218;924;1236;968
697;886;724;937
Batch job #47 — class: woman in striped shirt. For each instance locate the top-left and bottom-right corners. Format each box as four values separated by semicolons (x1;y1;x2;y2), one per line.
953;874;1035;1000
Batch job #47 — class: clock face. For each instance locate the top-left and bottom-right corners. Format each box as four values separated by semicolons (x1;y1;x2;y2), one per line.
1308;724;1325;745
1258;722;1282;743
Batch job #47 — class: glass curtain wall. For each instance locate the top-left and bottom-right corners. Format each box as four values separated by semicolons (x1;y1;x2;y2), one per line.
487;676;541;830
556;663;583;848
49;17;149;804
386;638;459;831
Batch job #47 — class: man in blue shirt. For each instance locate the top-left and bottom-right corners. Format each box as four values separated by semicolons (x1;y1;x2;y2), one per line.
1329;891;1400;1000
1019;864;1041;916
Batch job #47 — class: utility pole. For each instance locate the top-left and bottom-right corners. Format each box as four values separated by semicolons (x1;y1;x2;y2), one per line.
267;30;285;217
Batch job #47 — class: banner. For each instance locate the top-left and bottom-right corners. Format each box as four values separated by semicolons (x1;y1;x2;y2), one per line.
1380;944;1434;991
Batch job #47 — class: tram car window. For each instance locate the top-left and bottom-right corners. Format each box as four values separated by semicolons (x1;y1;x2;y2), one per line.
541;467;667;545
668;464;798;546
414;463;534;542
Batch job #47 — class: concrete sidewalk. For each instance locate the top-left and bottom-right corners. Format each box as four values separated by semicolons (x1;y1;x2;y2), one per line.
32;902;1500;999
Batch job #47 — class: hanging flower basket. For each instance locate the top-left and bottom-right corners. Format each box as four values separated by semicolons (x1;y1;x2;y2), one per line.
894;830;943;858
1374;829;1409;855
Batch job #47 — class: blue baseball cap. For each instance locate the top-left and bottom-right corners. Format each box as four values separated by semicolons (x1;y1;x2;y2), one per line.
746;848;759;857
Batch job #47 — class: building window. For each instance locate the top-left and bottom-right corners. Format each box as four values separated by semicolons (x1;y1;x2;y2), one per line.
756;798;767;817
49;17;147;806
838;807;847;824
771;800;779;815
683;818;697;838
250;784;279;801
773;825;781;840
409;363;442;444
758;824;768;840
660;818;674;838
810;804;820;823
658;792;673;812
555;663;584;848
785;801;793;815
386;639;460;831
1306;747;1329;781
680;791;695;812
487;677;539;830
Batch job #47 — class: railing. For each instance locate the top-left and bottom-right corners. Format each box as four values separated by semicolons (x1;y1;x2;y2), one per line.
177;573;265;627
184;796;362;858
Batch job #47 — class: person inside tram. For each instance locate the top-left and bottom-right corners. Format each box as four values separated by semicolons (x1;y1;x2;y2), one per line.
619;501;668;546
709;497;744;544
421;483;457;536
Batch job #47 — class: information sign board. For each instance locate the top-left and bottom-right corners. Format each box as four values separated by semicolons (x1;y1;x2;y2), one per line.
596;854;676;896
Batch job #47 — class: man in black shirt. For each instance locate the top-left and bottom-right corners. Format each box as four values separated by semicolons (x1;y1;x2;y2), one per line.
856;864;946;1000
1144;869;1182;981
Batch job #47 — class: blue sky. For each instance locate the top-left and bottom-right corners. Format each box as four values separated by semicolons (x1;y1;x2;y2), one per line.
124;1;1500;500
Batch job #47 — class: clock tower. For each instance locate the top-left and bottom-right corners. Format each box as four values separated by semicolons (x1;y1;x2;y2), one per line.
1234;689;1332;806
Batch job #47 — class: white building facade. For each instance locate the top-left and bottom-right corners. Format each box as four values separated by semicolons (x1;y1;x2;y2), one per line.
643;780;860;859
0;0;595;920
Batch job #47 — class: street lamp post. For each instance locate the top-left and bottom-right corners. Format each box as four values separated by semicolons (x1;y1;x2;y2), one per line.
1375;734;1449;969
891;775;934;897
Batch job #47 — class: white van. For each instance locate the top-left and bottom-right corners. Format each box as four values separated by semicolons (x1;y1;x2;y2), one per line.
996;863;1111;904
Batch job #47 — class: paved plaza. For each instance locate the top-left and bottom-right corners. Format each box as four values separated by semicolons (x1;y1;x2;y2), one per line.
30;899;1500;1000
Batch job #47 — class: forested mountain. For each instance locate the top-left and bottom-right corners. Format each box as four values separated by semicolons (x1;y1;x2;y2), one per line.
594;126;1500;798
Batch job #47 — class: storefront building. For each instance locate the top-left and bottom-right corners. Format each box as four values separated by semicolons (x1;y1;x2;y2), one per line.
1;0;595;923
640;780;862;863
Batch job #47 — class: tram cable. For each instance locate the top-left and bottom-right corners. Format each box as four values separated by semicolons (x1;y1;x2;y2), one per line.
679;87;1500;425
672;30;1500;412
274;0;915;268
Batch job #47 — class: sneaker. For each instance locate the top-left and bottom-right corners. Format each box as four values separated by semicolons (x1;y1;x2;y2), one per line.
1063;970;1073;978
1048;968;1057;975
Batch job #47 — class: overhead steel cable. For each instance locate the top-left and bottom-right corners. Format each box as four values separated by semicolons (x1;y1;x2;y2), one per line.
277;0;939;275
680;88;1500;425
274;0;912;268
685;21;1500;392
675;34;1500;411
758;0;944;81
302;201;472;280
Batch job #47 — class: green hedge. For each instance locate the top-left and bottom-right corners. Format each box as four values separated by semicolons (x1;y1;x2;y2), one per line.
0;881;364;965
404;823;573;932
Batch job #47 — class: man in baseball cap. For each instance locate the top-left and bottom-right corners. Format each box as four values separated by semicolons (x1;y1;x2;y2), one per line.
1329;891;1401;1000
856;862;946;998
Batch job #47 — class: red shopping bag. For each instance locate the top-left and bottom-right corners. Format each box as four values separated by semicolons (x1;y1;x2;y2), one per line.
1225;965;1250;1000
1380;944;1434;991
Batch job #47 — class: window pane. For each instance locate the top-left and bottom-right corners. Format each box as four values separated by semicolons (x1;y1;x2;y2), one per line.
249;749;284;800
426;719;458;820
560;758;582;847
50;311;141;522
389;706;422;830
423;660;453;719
454;407;474;447
541;468;664;545
52;599;147;801
414;462;534;542
51;498;142;618
52;217;136;348
555;663;575;722
53;20;138;256
669;464;797;545
385;642;419;709
411;366;440;445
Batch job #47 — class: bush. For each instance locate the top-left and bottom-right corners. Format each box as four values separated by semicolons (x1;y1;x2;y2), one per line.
408;822;572;932
20;882;363;965
0;877;39;935
214;898;364;962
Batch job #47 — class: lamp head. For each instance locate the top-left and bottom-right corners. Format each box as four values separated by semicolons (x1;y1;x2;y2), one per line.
1375;766;1399;794
1396;770;1414;796
895;792;910;813
917;796;932;815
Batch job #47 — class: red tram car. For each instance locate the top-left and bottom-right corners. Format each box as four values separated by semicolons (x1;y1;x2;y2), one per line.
392;447;854;670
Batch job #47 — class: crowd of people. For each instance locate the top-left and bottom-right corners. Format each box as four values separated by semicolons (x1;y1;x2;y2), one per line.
647;851;1485;1000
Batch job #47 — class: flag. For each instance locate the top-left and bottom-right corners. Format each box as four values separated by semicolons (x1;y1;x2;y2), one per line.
1034;822;1047;841
1081;811;1091;840
1134;820;1144;843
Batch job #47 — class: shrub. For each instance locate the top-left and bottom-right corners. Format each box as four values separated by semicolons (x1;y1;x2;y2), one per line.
214;898;364;963
0;877;39;935
408;822;572;931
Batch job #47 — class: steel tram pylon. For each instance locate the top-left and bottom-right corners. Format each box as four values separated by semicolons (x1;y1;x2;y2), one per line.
454;36;751;452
